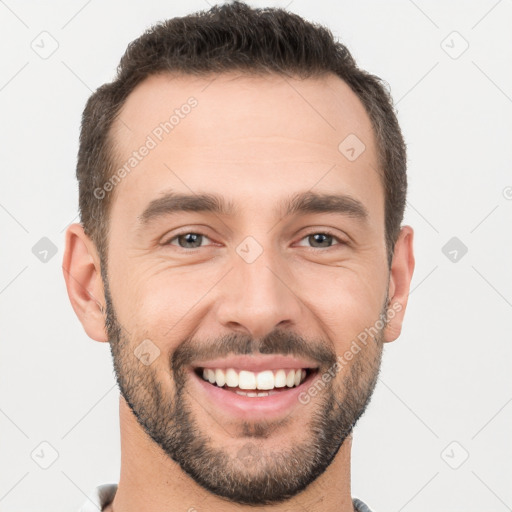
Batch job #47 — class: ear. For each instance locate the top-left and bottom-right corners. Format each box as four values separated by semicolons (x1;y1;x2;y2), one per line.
383;225;415;343
62;223;108;342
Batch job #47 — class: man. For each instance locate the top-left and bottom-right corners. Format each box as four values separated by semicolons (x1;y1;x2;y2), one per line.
63;2;414;511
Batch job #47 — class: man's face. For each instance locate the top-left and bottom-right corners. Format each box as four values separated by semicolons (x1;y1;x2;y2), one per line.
103;72;391;505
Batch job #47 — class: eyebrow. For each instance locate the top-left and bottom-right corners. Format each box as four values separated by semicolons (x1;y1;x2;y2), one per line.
138;190;369;226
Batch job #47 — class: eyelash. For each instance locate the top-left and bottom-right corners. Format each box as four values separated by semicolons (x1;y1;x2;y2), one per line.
163;229;348;251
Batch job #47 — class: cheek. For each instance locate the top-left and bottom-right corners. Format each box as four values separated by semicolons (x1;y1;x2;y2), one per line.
110;263;221;341
291;261;386;338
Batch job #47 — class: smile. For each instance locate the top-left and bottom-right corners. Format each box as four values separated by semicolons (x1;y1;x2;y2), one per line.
195;367;315;396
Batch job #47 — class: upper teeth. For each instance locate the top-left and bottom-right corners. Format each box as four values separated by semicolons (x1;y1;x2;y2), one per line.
201;368;307;390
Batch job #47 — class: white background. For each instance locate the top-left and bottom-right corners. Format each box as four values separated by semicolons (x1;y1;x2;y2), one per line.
1;1;511;511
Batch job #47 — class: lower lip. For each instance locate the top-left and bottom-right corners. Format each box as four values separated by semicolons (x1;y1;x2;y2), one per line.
189;369;318;421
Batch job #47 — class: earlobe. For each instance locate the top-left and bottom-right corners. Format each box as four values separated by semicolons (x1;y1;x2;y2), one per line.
383;225;415;343
62;223;108;342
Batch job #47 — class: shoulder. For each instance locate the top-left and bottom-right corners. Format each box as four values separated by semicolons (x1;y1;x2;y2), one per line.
353;497;375;512
78;483;117;512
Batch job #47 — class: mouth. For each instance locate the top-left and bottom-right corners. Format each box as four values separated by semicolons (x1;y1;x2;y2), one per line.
188;355;320;420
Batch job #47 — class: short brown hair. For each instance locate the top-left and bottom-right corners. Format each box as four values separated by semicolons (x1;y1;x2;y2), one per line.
76;1;407;268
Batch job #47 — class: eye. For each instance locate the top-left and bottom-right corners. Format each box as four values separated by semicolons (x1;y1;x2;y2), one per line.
166;232;213;249
163;230;346;251
296;231;346;249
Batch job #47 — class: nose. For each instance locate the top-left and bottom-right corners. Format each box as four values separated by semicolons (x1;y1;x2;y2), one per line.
214;245;303;340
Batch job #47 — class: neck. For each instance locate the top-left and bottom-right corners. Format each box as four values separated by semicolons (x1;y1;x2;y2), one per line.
108;396;355;512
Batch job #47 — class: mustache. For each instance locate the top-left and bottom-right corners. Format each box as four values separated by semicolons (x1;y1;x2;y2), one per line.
171;328;337;375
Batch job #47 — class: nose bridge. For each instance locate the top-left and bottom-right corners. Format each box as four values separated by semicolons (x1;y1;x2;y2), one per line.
216;238;302;338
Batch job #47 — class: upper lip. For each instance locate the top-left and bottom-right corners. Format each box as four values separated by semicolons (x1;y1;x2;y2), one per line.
191;354;319;372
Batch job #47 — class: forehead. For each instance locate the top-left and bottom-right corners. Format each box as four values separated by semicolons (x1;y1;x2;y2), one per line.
109;71;383;224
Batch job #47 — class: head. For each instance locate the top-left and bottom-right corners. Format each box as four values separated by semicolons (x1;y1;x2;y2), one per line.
64;1;414;506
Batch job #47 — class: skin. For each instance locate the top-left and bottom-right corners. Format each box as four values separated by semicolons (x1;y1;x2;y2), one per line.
63;72;414;511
